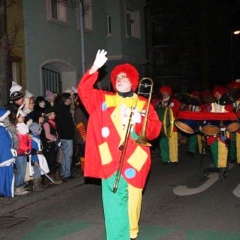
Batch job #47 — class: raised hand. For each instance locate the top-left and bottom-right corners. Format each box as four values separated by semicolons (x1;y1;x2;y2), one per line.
93;49;108;69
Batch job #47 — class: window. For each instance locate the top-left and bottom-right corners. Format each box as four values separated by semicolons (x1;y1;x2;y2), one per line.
42;67;62;94
107;15;111;35
9;56;22;85
76;0;92;30
126;9;141;39
46;0;67;23
83;0;92;30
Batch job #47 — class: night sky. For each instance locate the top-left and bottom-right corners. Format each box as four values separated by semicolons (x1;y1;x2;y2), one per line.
149;0;240;91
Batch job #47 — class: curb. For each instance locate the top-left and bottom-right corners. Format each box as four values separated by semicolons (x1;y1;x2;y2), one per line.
0;176;85;217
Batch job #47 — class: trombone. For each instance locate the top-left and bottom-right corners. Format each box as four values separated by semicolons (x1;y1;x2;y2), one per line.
134;77;153;147
112;77;153;193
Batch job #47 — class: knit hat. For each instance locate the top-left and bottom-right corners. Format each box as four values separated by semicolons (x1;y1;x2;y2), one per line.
0;107;10;122
159;86;172;96
227;81;240;90
45;90;57;100
71;86;77;93
24;90;34;98
65;88;75;94
201;89;211;98
10;91;24;101
10;81;22;95
29;111;43;123
10;82;24;101
29;122;42;135
44;106;57;114
110;63;139;91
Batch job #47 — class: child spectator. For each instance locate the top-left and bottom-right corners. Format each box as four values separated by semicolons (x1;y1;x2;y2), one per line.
41;106;62;184
23;90;35;127
6;81;24;116
15;108;32;196
23;90;35;114
29;122;50;191
34;96;48;115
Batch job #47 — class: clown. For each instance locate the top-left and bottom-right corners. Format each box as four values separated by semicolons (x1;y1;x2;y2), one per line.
78;49;161;240
226;81;240;164
156;85;181;164
201;85;233;169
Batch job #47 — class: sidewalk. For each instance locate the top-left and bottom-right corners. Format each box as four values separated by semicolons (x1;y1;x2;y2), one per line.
0;168;85;217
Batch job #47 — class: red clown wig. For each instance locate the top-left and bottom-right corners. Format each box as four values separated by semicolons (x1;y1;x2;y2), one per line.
201;89;211;98
191;90;201;99
212;85;226;96
227;81;240;90
159;86;172;96
110;63;139;91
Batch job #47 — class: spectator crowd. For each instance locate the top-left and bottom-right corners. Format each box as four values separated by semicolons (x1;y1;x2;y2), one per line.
0;81;88;198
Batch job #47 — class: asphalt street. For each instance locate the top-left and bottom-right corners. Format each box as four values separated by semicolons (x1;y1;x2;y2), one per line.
0;140;240;240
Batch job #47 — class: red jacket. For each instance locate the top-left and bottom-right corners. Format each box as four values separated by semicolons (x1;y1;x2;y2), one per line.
78;70;162;188
17;133;31;156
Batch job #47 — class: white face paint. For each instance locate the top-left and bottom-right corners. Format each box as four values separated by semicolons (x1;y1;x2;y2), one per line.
115;73;132;93
39;101;45;108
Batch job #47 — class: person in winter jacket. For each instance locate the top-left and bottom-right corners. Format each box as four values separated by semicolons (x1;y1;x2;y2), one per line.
55;94;76;180
73;95;88;172
41;106;62;184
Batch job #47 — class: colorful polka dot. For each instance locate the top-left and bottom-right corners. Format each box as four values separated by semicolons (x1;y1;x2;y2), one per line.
102;102;107;111
102;127;110;138
124;168;136;179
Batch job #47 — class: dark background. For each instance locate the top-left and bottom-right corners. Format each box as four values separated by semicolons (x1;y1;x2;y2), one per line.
147;0;240;92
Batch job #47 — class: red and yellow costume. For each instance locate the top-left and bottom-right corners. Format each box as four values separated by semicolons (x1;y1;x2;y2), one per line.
78;66;161;240
227;80;240;164
201;86;233;168
157;86;181;163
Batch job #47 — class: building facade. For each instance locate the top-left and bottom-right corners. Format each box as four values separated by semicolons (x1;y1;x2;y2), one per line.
21;0;147;96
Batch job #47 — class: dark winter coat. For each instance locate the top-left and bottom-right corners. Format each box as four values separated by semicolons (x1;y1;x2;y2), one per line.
55;104;75;140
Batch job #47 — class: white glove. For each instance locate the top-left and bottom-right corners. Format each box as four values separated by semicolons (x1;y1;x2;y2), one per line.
93;49;108;69
130;108;141;125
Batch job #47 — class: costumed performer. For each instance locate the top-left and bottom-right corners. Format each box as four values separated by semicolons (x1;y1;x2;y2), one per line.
0;107;17;198
78;49;161;240
156;86;181;164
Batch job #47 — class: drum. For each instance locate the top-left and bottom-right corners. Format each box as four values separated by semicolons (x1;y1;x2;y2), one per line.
156;107;174;137
223;120;240;133
176;111;240;135
201;120;220;136
175;119;198;134
156;108;166;136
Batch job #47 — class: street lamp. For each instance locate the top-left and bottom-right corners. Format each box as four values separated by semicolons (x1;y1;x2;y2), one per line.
231;30;240;81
